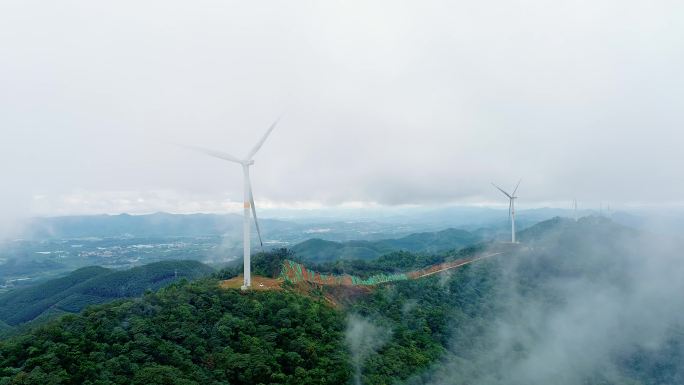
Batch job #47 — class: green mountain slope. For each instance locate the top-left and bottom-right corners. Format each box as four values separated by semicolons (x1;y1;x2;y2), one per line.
0;280;350;384
0;258;66;281
1;218;682;385
0;260;214;326
378;228;480;252
346;217;684;385
292;228;480;262
0;320;10;334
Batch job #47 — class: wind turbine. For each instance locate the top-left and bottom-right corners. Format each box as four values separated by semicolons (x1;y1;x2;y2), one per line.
181;118;279;290
492;180;521;243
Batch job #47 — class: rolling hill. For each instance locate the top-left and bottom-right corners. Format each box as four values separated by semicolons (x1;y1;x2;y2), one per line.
0;260;214;327
2;217;682;385
0;280;349;384
291;228;481;262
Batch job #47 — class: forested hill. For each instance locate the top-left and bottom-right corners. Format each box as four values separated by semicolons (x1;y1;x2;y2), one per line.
340;217;684;384
0;260;214;328
517;215;637;244
0;279;350;384
1;217;683;385
291;228;480;262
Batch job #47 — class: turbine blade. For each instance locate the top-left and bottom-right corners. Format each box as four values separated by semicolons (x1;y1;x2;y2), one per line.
178;143;242;164
246;117;280;160
492;183;512;199
512;179;522;196
246;173;264;251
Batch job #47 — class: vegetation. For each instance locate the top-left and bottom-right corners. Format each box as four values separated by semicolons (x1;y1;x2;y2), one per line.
213;248;297;281
341;255;502;384
0;259;66;283
308;244;487;278
292;228;481;262
1;217;682;385
0;279;350;385
344;217;684;385
0;261;214;327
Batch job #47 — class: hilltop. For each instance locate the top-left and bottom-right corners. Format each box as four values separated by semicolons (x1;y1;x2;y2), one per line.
0;280;350;384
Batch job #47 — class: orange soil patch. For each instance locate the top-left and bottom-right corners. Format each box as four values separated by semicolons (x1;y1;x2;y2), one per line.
218;275;372;309
219;275;284;291
407;252;502;279
219;252;503;301
322;284;373;308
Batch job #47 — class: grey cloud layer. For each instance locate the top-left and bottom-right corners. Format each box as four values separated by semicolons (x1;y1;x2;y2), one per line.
1;0;683;216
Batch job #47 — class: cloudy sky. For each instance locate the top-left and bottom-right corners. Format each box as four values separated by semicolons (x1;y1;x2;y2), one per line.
1;0;683;218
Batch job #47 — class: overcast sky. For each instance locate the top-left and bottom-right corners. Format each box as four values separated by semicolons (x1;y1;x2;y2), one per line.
1;0;683;218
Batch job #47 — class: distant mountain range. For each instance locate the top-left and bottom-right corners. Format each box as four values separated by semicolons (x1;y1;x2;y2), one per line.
18;212;431;244
18;208;616;242
22;212;297;239
0;260;214;328
291;228;481;262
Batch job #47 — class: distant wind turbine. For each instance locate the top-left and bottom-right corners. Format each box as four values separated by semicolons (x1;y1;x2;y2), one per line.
180;118;280;290
492;180;521;243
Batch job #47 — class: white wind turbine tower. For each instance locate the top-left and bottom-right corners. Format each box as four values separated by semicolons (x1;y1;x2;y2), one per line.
181;119;279;290
492;180;521;243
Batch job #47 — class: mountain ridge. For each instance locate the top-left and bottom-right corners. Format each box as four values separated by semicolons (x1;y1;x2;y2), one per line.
0;260;214;327
291;228;481;262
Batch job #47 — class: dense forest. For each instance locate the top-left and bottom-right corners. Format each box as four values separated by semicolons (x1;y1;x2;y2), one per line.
1;217;683;384
0;260;214;330
0;279;349;385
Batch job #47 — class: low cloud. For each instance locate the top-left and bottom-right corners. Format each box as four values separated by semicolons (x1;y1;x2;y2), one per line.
346;314;392;385
408;219;684;384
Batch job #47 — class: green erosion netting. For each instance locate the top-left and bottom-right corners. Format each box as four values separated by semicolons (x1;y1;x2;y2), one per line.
280;260;408;286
